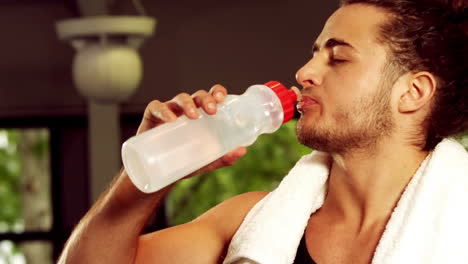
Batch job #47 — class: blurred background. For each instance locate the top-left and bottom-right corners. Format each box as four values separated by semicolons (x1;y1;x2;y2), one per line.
0;0;466;263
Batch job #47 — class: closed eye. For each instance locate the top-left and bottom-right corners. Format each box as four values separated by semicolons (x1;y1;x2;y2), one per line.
329;57;347;66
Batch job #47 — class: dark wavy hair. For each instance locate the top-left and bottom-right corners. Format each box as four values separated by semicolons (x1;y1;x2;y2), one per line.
340;0;467;150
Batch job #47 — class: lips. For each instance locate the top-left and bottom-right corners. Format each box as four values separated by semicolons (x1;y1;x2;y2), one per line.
297;95;319;113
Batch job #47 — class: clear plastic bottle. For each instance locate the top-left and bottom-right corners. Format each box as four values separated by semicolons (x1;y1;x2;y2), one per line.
122;81;299;193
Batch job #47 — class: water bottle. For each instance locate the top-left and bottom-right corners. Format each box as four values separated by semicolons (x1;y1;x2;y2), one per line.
122;81;299;193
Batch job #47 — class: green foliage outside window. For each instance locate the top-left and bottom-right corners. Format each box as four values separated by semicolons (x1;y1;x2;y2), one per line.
457;133;468;150
165;120;312;226
0;130;21;232
0;130;23;263
0;129;51;264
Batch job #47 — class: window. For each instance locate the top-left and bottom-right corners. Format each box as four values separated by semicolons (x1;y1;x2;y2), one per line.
0;129;53;264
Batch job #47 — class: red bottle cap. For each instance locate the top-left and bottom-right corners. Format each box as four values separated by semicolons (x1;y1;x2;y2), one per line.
264;81;298;123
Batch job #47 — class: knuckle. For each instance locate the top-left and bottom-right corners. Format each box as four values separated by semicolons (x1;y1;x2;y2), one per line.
202;95;216;105
143;100;168;121
209;85;218;93
192;90;208;97
146;100;163;114
173;92;190;102
179;92;191;98
181;99;195;108
191;90;209;104
211;84;227;93
148;99;162;108
173;93;195;108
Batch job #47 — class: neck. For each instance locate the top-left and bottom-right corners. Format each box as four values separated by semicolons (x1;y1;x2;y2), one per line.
322;137;429;229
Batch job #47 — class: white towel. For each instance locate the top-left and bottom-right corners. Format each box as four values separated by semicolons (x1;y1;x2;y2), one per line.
223;139;468;264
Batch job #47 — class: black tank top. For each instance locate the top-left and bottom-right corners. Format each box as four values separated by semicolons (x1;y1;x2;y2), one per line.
294;233;317;264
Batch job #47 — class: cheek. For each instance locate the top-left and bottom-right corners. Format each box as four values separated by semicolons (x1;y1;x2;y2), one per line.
324;72;367;110
336;65;382;102
321;60;385;113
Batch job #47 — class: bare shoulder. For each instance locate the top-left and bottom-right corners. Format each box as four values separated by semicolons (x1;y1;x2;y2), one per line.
193;191;270;241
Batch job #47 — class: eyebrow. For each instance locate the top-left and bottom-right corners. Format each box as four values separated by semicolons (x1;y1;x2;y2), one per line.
312;38;356;53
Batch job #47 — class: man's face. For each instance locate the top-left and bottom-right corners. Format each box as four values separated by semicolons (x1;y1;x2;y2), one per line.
295;4;397;154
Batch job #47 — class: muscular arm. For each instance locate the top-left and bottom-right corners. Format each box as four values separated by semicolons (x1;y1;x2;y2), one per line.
57;85;256;264
58;171;171;264
135;191;269;264
59;169;268;264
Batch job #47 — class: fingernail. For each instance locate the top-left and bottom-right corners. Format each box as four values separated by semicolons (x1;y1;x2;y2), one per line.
214;92;224;100
188;108;199;117
207;103;216;111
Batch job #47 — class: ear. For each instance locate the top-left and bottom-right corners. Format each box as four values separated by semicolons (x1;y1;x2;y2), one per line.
398;72;437;113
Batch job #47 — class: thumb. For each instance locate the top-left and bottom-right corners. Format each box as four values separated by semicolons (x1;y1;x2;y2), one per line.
186;147;247;178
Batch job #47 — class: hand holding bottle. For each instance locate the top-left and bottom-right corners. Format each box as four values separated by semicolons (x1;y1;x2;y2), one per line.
131;84;247;181
123;81;298;193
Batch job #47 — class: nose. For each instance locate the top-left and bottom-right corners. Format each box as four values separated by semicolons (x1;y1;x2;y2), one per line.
295;57;324;88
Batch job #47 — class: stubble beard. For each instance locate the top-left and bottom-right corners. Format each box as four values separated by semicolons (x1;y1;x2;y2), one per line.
296;76;396;155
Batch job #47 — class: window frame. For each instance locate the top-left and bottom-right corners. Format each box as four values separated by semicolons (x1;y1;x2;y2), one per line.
0;116;89;261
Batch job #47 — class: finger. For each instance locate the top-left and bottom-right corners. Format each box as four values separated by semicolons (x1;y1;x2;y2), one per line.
137;100;177;134
220;147;248;166
145;100;188;122
172;93;200;119
209;84;228;103
147;100;178;122
192;90;218;115
189;147;247;177
165;101;185;117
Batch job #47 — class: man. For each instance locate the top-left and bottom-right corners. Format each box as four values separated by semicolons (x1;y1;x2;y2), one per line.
58;0;467;263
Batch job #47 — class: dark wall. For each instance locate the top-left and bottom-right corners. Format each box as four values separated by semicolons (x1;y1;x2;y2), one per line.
0;0;339;118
